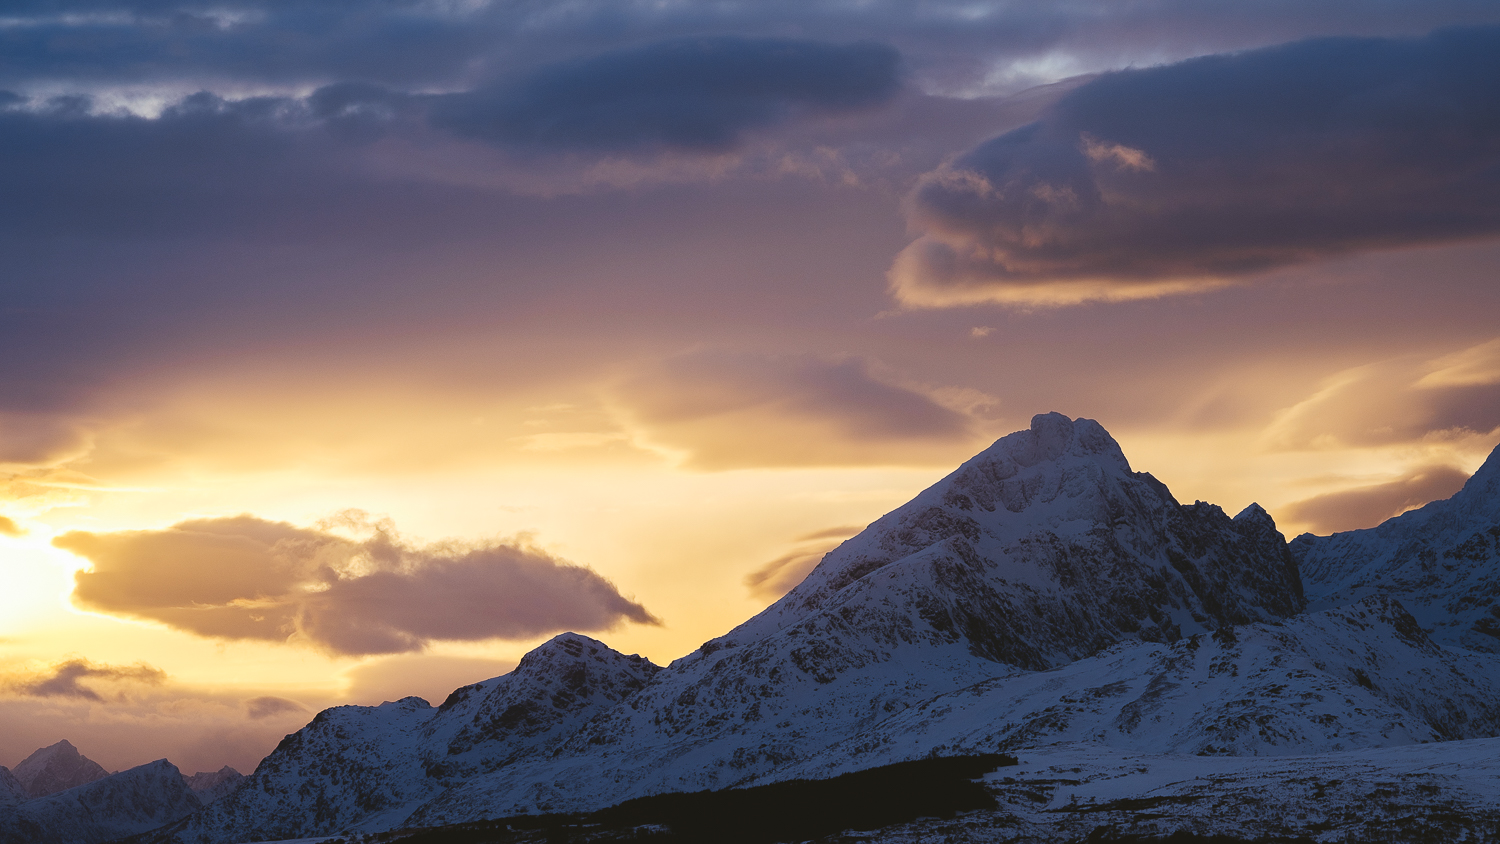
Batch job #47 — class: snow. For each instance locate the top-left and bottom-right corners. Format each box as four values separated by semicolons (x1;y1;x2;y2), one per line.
150;418;1500;844
0;759;202;844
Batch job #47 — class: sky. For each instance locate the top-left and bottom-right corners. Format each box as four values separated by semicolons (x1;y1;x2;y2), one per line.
2;0;1500;777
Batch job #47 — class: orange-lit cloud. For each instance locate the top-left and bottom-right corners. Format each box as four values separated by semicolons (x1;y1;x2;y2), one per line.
1265;337;1500;451
0;413;93;469
1281;464;1472;535
615;351;988;469
53;513;659;656
0;516;21;538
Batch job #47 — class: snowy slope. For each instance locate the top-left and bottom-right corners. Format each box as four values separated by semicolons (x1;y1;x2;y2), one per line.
1293;442;1500;651
857;737;1500;843
0;770;23;808
796;595;1500;771
404;595;1500;827
0;759;202;844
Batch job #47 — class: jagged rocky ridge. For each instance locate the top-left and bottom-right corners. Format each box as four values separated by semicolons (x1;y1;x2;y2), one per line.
155;414;1500;843
181;767;243;805
1293;448;1500;652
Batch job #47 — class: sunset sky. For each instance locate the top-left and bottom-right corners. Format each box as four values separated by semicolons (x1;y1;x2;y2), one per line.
2;0;1500;776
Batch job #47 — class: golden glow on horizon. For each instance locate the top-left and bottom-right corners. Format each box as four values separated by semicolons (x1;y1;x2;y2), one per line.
2;331;1498;774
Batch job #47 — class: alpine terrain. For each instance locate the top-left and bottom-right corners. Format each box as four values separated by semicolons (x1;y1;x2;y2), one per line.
114;413;1500;843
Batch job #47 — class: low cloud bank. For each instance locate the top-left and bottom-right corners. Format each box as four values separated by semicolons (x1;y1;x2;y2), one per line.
54;513;659;656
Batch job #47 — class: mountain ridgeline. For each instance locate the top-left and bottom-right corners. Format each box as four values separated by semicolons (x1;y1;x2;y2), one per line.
148;413;1500;844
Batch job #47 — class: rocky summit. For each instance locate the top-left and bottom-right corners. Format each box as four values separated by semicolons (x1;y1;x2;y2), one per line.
138;414;1500;843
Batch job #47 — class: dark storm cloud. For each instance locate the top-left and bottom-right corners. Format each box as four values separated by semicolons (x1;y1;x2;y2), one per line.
428;37;902;153
53;514;659;656
1282;464;1472;534
616;352;978;469
12;659;166;702
893;25;1500;306
3;0;1498;97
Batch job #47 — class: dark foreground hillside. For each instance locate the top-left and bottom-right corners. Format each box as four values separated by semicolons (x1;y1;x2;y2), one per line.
314;754;1014;844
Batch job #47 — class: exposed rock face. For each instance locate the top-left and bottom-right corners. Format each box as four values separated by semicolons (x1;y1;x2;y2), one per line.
181;767;243;805
0;759;201;844
12;740;108;799
1293;442;1500;651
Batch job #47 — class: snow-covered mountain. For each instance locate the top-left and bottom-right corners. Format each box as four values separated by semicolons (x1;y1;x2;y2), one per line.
732;412;1303;662
0;759;203;844
163;632;661;842
150;415;1500;843
1293;444;1500;652
12;739;108;799
181;768;243;805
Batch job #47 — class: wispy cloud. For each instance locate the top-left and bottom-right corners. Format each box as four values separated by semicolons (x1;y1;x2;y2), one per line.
10;659;166;702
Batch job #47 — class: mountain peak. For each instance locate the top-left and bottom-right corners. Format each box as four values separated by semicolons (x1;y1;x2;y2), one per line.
722;413;1301;667
14;739;108;798
980;412;1131;473
1459;440;1500;500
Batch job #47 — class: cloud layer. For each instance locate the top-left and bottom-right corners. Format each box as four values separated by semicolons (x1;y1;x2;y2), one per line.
54;514;659;656
1265;336;1500;451
1281;464;1472;535
892;26;1500;306
615;352;979;468
430;37;902;154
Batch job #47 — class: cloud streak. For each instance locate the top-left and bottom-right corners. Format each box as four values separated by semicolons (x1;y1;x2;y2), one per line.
1265;336;1500;451
53;513;659;656
11;659;166;702
1282;464;1472;534
615;352;980;469
744;525;861;599
892;25;1500;307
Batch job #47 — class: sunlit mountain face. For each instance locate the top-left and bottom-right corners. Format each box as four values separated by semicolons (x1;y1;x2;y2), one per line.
1;0;1499;781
